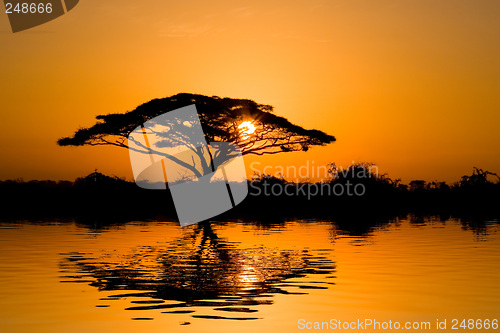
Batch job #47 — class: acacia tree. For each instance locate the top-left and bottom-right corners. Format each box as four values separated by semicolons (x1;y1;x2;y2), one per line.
58;93;335;177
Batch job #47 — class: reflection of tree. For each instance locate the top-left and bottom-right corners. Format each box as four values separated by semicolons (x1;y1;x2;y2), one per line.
408;214;496;238
59;223;336;316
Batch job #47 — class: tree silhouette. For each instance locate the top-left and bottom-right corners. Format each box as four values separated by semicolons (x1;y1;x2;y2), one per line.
57;93;335;177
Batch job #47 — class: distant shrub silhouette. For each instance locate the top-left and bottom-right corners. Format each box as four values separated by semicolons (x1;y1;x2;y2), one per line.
459;167;499;189
74;171;128;189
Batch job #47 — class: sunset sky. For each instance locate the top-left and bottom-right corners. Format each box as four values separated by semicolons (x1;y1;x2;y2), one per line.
1;0;499;183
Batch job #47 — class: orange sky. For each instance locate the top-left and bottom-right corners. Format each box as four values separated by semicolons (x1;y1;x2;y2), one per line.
0;0;499;183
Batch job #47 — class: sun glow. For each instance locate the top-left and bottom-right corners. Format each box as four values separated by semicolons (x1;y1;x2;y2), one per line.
238;121;256;138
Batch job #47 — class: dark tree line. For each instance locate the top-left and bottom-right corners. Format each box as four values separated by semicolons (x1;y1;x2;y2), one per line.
1;166;498;225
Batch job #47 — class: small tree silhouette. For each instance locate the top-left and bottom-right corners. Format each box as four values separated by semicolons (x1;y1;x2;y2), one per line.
58;93;335;177
460;167;500;187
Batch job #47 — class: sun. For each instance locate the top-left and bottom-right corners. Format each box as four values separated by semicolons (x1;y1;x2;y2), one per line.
238;121;256;137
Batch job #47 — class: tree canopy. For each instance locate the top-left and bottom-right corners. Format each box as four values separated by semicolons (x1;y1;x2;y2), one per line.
58;93;335;180
58;93;335;155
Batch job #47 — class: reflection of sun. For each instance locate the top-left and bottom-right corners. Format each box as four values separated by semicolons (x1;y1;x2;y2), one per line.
238;121;255;138
237;264;260;289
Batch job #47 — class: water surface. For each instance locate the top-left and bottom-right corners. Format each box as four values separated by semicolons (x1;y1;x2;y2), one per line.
0;217;499;332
